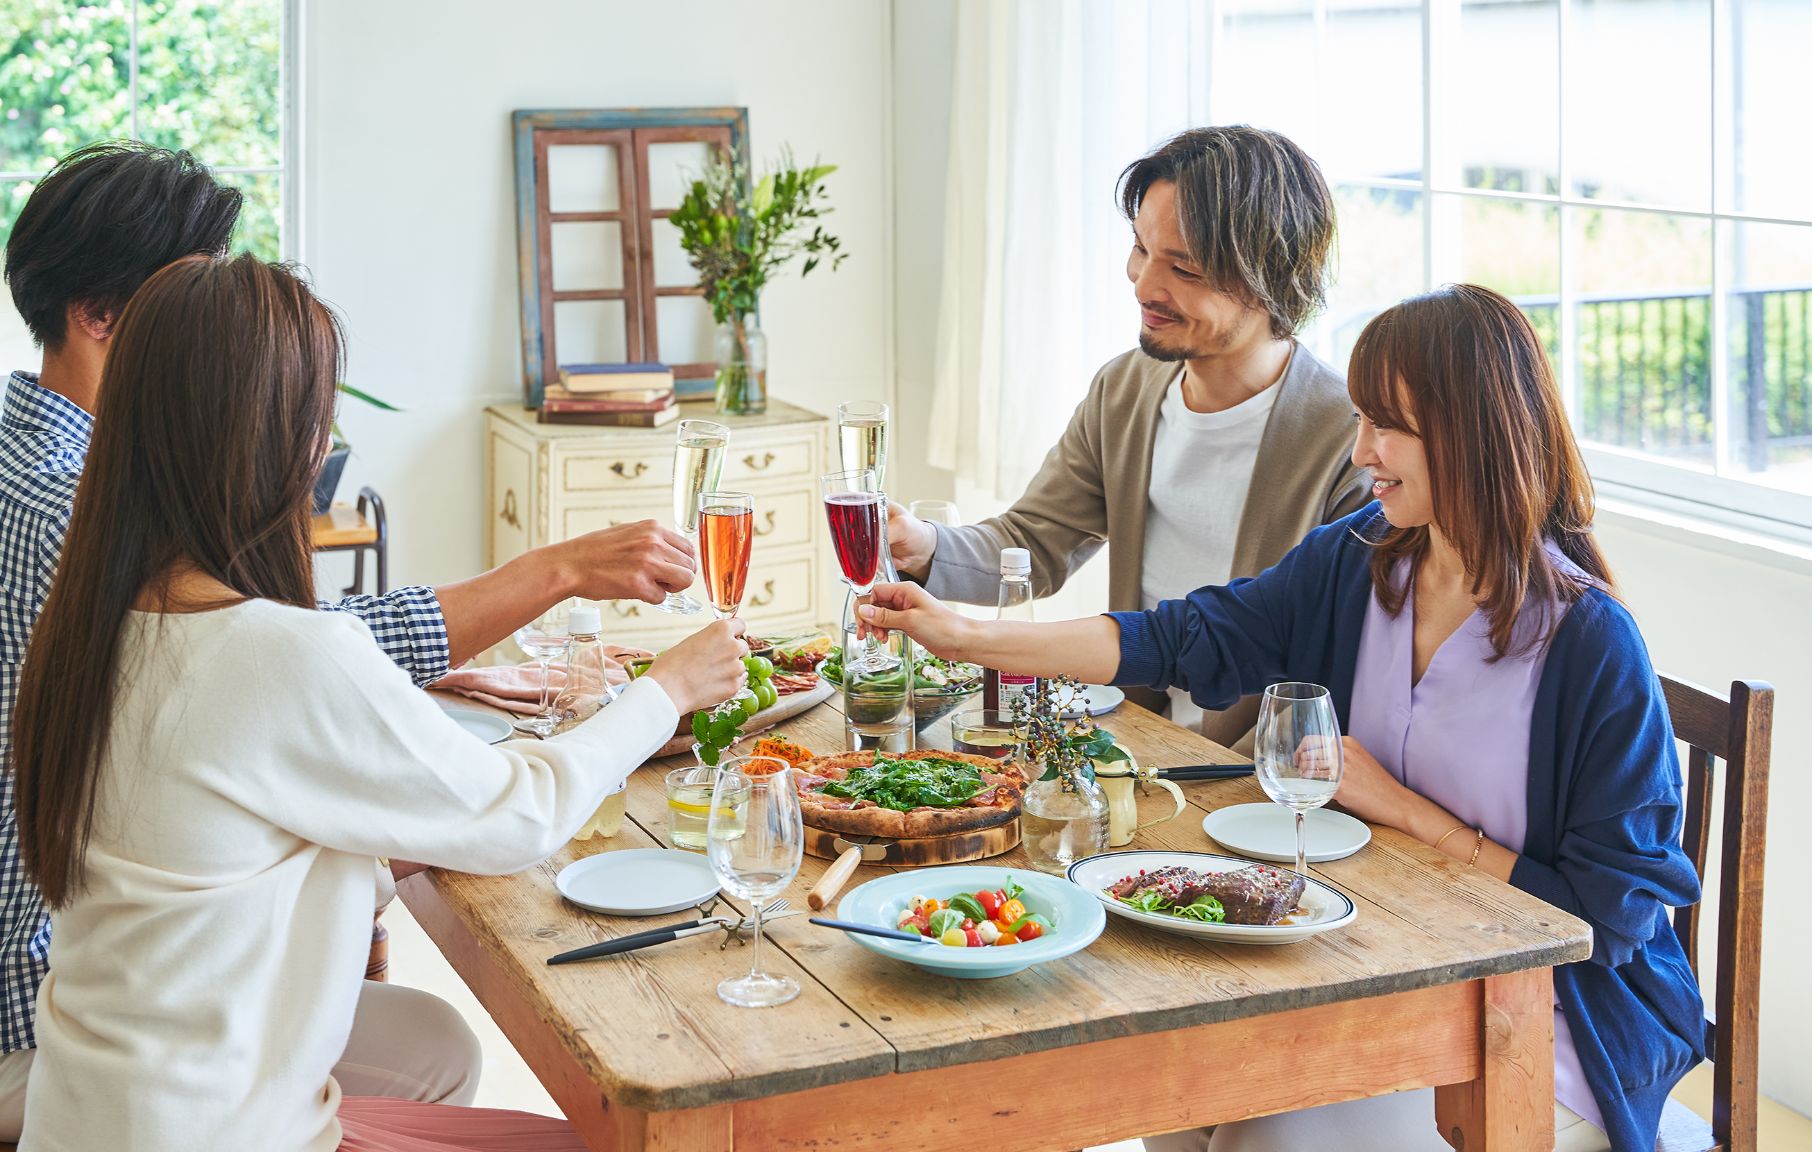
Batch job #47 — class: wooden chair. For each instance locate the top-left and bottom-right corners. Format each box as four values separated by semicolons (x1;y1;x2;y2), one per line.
1656;675;1774;1152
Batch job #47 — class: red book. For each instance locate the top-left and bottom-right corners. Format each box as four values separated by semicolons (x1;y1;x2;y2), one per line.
540;385;676;414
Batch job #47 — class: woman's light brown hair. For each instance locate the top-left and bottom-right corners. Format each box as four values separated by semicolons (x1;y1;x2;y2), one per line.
14;254;343;908
1348;283;1612;658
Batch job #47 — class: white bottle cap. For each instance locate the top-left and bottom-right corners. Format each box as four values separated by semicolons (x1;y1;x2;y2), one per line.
1000;547;1031;577
567;603;602;635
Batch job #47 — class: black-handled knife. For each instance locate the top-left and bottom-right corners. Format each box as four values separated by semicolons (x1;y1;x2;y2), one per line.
1157;763;1255;780
546;918;729;965
809;916;940;944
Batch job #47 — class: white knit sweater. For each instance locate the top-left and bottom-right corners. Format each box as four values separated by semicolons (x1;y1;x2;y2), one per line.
22;599;679;1151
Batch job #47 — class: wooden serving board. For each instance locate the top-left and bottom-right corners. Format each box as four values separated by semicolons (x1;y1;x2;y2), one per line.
650;680;836;760
803;819;1020;865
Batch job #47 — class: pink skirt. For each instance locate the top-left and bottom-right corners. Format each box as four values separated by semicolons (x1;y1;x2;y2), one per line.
338;1096;588;1151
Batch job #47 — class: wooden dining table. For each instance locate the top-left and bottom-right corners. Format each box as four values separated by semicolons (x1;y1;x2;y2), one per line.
401;696;1591;1152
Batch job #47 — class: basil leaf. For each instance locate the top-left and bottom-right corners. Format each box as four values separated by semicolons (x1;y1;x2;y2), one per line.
947;893;987;922
928;909;963;937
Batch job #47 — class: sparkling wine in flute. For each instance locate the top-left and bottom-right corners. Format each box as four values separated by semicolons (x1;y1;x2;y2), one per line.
697;492;754;619
825;491;883;590
673;435;727;533
835;401;890;489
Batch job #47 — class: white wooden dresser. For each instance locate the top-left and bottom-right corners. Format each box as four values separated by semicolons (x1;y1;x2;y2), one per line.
484;399;839;649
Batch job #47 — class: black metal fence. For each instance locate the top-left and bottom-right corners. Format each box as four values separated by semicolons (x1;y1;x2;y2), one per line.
1516;286;1812;470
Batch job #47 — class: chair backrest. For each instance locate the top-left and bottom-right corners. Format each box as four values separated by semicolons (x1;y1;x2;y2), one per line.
1661;675;1774;1152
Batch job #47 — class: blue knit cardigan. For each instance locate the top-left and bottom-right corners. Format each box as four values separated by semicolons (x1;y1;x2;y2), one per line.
1110;505;1706;1152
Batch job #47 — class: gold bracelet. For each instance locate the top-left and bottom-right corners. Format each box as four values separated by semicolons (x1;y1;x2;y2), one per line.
1432;824;1469;855
1467;828;1485;868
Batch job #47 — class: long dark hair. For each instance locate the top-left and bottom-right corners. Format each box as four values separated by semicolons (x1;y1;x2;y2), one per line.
14;255;343;908
1347;284;1612;658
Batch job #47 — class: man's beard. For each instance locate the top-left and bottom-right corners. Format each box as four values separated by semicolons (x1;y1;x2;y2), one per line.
1139;329;1196;362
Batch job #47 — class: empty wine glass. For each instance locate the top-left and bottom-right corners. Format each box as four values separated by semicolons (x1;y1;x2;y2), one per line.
511;600;574;736
708;758;803;1007
907;499;960;527
1254;682;1344;877
821;468;899;674
660;419;730;615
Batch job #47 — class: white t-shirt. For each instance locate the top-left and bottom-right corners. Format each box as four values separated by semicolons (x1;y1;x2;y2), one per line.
23;599;679;1152
1140;368;1281;731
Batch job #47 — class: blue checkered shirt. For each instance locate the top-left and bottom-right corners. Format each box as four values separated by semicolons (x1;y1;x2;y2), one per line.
0;371;452;1052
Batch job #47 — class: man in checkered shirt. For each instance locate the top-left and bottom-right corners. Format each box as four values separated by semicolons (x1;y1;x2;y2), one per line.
0;142;700;1137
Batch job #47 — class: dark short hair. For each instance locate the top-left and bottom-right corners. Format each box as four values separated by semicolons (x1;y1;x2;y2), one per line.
4;141;243;349
1118;126;1335;339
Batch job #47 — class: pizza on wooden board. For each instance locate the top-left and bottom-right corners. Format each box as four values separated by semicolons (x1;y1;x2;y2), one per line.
793;750;1028;839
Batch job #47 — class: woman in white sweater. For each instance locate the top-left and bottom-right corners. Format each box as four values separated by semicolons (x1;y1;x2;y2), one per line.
10;255;748;1151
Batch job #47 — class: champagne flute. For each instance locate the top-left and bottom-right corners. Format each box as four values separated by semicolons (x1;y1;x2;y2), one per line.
708;758;803;1008
1254;682;1344;877
511;600;574;736
697;491;754;620
836;400;889;489
660;419;730;615
821;468;899;674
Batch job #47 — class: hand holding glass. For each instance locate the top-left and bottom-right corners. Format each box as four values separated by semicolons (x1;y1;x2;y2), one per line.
660;419;729;615
1254;682;1344;877
708;759;803;1007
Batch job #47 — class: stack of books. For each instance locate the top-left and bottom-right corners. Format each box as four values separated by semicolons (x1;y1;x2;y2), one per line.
539;363;679;426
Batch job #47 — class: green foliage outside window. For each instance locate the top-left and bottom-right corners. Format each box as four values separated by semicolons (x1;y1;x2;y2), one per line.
0;0;283;258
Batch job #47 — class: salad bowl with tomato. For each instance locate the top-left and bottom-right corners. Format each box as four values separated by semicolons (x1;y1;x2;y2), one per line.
834;866;1105;979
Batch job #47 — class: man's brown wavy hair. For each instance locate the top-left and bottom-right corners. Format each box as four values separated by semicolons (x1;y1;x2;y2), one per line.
1118;125;1335;339
1347;284;1613;659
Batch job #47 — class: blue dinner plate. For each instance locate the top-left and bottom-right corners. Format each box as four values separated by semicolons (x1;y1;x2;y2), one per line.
834;865;1105;978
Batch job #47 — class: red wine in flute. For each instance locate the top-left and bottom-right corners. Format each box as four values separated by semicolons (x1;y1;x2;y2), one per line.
824;491;883;589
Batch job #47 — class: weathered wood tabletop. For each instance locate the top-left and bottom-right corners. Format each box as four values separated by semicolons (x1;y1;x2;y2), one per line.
401;697;1592;1152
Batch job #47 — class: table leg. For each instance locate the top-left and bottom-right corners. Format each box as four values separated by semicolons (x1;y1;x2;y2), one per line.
1434;969;1555;1151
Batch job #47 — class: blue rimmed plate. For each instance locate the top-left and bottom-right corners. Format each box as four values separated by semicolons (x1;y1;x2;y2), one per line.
835;865;1105;978
1068;850;1357;946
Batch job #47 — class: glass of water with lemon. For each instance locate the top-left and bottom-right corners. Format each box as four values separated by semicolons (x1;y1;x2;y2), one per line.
666;765;746;850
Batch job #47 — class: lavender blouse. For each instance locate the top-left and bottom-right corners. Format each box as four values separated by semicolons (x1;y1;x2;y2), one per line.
1347;546;1604;1130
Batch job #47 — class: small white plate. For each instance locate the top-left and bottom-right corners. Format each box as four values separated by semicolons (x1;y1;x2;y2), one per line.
1202;803;1372;864
1069;850;1357;946
555;849;720;916
1061;684;1125;718
438;704;513;745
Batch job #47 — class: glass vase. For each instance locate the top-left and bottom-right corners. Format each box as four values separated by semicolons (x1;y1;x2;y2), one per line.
714;315;768;416
1020;761;1109;875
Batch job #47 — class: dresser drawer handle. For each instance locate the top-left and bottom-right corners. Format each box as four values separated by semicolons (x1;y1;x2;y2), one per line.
752;510;778;537
499;488;521;530
742;451;776;471
747;580;777;608
610;461;649;480
609;601;642;618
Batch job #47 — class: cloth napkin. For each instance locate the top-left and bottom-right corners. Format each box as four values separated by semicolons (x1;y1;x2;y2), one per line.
430;647;651;716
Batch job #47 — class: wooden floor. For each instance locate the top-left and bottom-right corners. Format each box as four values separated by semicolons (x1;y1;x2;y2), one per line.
384;898;1812;1150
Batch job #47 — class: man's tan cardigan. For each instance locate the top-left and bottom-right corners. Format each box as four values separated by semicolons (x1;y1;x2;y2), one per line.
922;344;1371;749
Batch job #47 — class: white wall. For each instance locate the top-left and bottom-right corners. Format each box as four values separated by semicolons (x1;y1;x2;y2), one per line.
304;0;892;590
1594;510;1812;1113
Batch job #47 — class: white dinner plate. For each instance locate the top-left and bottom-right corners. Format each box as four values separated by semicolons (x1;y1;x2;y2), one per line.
555;849;720;917
1201;803;1372;864
1061;684;1125;718
1068;850;1357;946
438;703;513;745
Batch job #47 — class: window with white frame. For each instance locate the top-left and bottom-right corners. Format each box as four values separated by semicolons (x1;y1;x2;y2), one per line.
0;0;291;368
1211;0;1812;533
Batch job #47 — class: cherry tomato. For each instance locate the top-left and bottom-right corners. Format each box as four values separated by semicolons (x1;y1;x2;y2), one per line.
1015;920;1044;941
963;928;983;948
962;918;975;930
999;898;1026;925
995;932;1018;946
976;890;1003;918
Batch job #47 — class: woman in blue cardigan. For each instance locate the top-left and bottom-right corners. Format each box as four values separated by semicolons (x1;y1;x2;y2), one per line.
862;285;1704;1152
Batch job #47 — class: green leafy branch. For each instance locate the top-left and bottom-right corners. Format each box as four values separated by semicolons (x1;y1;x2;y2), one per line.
668;146;847;327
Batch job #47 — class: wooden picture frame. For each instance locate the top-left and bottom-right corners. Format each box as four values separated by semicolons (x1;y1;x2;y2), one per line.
511;107;751;406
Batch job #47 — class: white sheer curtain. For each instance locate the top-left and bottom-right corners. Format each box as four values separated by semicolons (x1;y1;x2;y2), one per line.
928;0;1214;500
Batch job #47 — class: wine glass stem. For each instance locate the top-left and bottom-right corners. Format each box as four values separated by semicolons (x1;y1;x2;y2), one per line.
747;906;765;979
1295;809;1308;877
536;657;553;718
